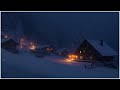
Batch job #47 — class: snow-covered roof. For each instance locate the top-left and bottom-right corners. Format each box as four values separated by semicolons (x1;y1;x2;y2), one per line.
87;40;118;56
2;38;19;44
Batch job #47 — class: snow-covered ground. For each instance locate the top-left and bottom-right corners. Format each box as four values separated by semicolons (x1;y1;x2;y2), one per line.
1;49;119;78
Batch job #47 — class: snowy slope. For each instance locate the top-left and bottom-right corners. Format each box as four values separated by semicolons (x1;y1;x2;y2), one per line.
1;49;119;78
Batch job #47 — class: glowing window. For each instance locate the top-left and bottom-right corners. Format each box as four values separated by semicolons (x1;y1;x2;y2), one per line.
80;56;83;59
80;51;82;53
90;56;93;59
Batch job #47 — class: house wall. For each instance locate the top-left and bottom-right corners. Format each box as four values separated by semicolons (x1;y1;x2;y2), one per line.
101;56;113;62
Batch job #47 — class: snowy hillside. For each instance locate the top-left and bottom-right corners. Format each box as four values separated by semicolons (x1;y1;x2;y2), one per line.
1;49;119;78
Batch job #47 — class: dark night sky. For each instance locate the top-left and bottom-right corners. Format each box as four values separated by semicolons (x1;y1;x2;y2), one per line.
2;12;119;52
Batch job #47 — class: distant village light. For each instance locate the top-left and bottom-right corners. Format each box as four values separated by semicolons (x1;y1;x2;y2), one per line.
19;38;25;49
4;35;8;38
30;42;33;44
46;48;50;51
29;45;36;50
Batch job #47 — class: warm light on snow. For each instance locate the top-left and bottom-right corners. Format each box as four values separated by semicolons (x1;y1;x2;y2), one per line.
2;49;118;78
64;54;78;63
64;59;74;63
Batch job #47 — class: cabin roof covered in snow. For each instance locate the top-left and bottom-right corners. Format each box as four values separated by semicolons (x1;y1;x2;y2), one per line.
2;38;19;44
86;40;118;56
2;38;10;43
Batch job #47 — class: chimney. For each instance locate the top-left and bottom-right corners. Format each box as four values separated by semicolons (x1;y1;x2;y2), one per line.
100;40;103;46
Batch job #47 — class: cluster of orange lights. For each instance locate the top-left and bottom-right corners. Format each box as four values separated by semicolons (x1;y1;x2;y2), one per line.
46;48;53;51
68;54;78;60
65;54;78;63
29;45;36;50
29;42;36;50
19;38;25;49
19;38;36;50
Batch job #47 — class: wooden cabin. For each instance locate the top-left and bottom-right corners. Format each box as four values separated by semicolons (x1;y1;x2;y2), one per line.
74;40;118;61
2;38;19;52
